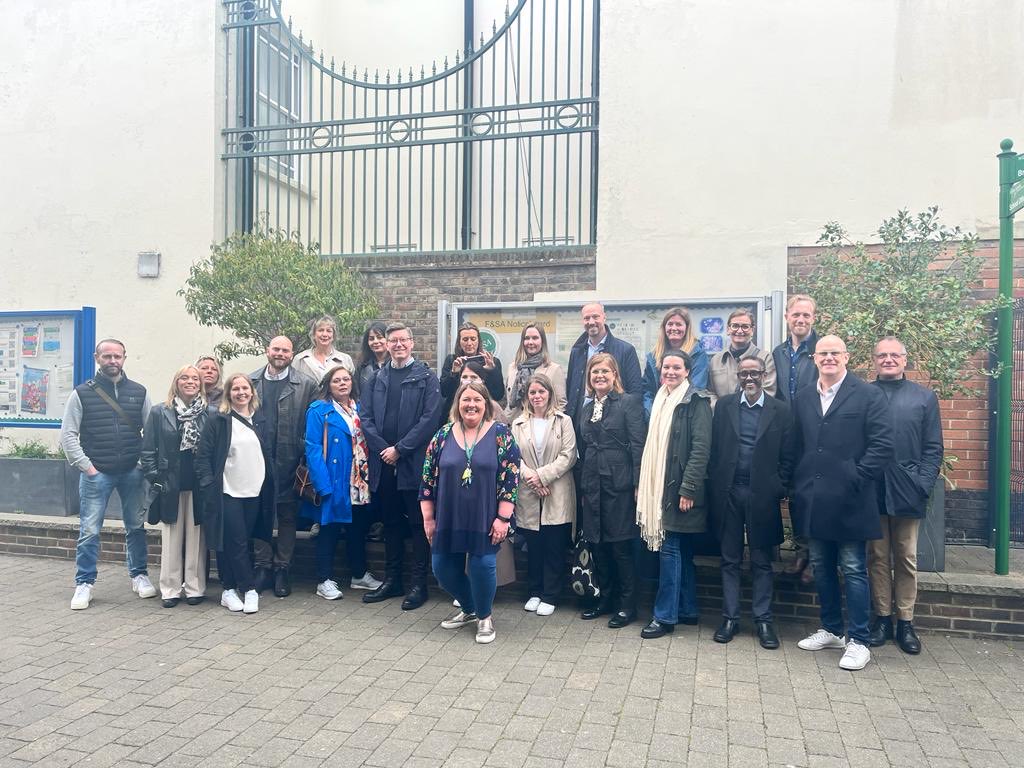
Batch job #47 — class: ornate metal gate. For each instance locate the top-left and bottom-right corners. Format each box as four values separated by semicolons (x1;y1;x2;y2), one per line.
222;0;599;257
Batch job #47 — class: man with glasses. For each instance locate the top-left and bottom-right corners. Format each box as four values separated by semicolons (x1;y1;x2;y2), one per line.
708;357;794;648
360;322;442;609
867;337;943;654
708;309;776;400
792;335;892;670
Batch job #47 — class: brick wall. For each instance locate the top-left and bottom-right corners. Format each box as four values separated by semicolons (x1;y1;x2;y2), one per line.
339;247;597;365
787;238;1024;543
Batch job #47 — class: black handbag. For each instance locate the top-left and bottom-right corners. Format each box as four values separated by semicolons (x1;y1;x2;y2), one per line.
569;532;601;599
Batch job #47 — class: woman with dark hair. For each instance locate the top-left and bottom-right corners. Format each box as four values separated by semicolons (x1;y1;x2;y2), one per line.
141;365;210;607
294;315;356;384
642;307;709;417
440;322;504;419
504;323;566;421
357;321;389;396
300;365;382;599
195;373;272;615
449;361;508;424
511;373;576;616
420;381;521;644
578;353;647;628
635;350;712;639
196;356;223;409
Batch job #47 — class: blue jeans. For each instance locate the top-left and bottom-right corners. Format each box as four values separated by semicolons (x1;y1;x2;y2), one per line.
808;538;870;645
76;467;148;585
653;532;698;624
432;551;497;619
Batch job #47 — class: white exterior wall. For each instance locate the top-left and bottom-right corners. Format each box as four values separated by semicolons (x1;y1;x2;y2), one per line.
597;0;1024;299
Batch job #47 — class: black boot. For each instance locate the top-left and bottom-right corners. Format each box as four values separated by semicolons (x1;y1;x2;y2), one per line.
868;615;893;647
362;578;403;603
401;531;430;610
580;600;612;620
273;567;291;598
401;584;428;611
253;567;272;595
896;620;922;655
713;619;740;644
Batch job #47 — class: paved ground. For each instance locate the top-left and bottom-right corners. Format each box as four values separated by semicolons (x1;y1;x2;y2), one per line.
1;554;1023;768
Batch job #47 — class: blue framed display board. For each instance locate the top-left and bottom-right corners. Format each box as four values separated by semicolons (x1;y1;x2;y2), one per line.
0;308;96;428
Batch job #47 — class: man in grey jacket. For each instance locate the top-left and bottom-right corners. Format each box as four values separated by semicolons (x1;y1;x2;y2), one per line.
250;336;318;597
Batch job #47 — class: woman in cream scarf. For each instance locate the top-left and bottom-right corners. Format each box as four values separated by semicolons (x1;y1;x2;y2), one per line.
635;350;713;639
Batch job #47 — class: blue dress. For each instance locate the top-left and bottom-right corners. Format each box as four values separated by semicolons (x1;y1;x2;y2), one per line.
433;426;500;556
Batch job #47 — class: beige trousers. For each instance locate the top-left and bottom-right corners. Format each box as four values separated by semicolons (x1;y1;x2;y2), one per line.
867;516;920;621
159;491;207;599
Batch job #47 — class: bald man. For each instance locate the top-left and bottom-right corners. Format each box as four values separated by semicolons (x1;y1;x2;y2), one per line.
249;335;318;597
565;302;643;425
790;335;892;671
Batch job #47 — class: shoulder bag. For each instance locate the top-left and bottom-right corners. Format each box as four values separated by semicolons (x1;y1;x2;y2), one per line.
294;416;329;505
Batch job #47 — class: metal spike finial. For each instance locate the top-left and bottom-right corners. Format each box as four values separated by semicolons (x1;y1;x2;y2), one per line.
455;50;461;65
363;67;369;81
492;20;497;34
505;2;510;20
395;69;400;84
409;67;415;82
443;56;448;70
374;68;379;83
288;15;292;29
419;65;424;80
333;58;338;73
432;61;437;75
480;32;485;47
298;30;303;44
319;50;323;64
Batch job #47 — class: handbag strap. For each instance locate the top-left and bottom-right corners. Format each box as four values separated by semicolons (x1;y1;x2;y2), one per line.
231;410;258;434
89;380;139;433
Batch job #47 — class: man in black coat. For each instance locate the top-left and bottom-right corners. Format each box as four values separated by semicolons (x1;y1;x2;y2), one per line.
565;303;643;426
792;335;893;671
867;337;943;654
708;357;794;649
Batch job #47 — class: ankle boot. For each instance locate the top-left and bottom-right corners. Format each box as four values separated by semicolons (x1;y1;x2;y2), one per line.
896;620;921;655
868;615;893;647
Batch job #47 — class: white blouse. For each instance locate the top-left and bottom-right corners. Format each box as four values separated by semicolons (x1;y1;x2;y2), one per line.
223;417;266;499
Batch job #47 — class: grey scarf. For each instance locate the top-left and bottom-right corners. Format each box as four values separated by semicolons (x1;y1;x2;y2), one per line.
509;352;546;410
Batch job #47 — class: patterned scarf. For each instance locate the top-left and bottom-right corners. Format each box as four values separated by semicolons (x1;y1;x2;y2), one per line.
590;393;609;422
509;352;546;411
335;401;371;505
174;396;206;452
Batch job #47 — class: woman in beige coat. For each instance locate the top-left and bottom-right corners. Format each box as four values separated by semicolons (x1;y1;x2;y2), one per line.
512;373;576;616
504;324;566;421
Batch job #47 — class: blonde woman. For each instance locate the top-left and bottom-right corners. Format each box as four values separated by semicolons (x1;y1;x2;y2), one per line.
196;356;223;409
642;307;708;417
293;315;356;383
195;374;271;615
504;324;566;421
141;365;209;607
511;374;576;616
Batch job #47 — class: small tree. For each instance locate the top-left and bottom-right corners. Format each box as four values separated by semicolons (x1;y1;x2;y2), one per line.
179;226;378;360
801;207;1003;399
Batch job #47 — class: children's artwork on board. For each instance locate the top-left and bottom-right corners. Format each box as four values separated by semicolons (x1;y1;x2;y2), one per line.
21;366;49;414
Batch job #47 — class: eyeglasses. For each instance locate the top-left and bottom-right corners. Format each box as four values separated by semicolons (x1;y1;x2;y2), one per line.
736;370;763;379
874;352;906;360
388;337;412;346
728;323;752;331
814;350;846;359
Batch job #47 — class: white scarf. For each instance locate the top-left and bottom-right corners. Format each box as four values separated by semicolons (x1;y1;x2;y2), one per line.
636;380;689;551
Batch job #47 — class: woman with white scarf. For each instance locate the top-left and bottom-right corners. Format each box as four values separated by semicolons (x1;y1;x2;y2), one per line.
636;350;713;639
141;365;210;607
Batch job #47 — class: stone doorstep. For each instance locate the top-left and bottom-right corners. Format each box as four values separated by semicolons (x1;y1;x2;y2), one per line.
3;512;1023;639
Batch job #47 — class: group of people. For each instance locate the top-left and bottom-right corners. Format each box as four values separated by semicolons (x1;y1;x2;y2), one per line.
60;296;943;669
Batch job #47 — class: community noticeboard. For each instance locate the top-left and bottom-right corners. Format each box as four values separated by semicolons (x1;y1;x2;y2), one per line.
441;298;769;372
0;308;96;428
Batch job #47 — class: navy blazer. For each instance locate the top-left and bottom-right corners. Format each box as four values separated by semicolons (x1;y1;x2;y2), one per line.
791;372;893;542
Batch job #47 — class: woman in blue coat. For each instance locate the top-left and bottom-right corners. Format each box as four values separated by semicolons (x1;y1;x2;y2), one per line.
302;365;382;600
642;307;709;417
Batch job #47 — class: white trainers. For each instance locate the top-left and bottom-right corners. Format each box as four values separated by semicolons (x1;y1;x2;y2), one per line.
798;628;847;651
243;589;259;614
221;589;244;612
131;574;157;599
524;596;542;612
441;610;478;629
839;640;871;670
350;572;383;591
317;580;343;600
536;602;555;616
70;583;93;610
476;616;496;644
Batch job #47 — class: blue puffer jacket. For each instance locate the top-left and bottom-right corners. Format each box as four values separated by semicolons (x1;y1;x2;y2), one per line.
300;399;360;525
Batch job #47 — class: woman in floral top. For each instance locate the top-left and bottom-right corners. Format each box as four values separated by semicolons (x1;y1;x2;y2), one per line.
420;381;521;644
301;365;382;600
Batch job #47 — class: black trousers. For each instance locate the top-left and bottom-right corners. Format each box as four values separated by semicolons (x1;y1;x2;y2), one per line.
594;539;637;613
219;494;259;593
314;504;374;583
377;465;430;587
720;485;775;621
520;523;571;605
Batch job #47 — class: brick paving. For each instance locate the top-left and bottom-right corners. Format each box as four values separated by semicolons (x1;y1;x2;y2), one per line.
1;553;1023;768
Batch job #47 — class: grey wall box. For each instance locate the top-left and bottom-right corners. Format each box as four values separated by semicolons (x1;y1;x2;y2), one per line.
137;251;161;278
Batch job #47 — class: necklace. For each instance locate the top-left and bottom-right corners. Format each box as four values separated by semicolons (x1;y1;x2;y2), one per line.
460;421;482;486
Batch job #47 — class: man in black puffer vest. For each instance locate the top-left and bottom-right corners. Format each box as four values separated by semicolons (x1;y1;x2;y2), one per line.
60;339;154;610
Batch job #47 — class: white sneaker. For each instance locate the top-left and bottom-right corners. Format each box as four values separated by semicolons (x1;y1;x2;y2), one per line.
453;598;461;608
317;580;343;600
131;574;157;599
798;628;847;651
243;589;259;614
536;602;555;616
221;589;244;612
441;609;478;629
350;572;383;591
524;596;542;612
71;583;93;610
476;616;496;644
839;640;871;670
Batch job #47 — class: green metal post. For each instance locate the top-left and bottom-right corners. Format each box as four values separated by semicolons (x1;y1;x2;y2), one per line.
995;138;1016;575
